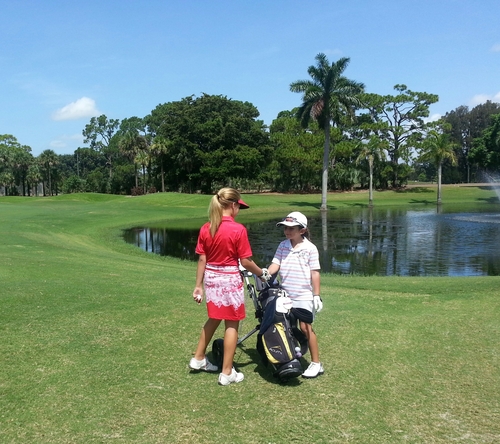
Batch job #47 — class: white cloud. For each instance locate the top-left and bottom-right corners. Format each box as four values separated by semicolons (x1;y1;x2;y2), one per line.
52;97;100;121
49;134;84;151
424;113;442;123
469;92;500;107
491;43;500;52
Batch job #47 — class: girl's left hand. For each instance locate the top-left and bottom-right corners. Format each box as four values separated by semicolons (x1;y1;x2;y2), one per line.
313;295;323;312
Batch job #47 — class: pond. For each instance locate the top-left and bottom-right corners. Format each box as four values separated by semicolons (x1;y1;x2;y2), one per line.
122;205;500;276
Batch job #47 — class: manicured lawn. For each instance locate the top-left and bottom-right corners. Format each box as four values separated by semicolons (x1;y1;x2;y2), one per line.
1;187;499;443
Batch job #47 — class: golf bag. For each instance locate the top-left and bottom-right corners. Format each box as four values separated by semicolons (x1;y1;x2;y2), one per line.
256;284;308;381
211;267;308;382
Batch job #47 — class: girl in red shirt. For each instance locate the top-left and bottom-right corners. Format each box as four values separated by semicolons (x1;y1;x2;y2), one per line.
189;187;267;386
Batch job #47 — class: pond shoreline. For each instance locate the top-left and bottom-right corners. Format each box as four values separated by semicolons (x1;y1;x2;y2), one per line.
124;205;500;277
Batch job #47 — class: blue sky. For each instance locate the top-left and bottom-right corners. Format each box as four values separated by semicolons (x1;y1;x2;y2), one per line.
1;0;499;156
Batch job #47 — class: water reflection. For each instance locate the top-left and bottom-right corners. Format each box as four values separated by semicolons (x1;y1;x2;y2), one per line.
123;227;200;260
122;207;500;276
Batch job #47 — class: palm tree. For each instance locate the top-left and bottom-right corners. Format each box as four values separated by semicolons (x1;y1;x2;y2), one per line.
419;129;457;205
119;131;148;189
0;147;11;194
134;150;149;194
0;146;9;171
290;53;365;211
0;171;15;196
150;136;170;192
355;136;387;207
38;149;59;196
13;147;34;196
26;164;42;196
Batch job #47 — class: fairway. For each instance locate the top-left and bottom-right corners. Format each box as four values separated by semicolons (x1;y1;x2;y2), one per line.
1;188;499;443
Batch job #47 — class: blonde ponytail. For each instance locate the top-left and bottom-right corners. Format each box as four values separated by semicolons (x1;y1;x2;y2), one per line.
208;187;242;237
208;194;223;237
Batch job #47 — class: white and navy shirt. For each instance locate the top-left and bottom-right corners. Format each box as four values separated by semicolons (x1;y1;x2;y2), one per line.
272;237;321;301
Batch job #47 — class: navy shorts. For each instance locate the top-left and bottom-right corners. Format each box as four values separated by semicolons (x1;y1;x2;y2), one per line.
291;307;314;324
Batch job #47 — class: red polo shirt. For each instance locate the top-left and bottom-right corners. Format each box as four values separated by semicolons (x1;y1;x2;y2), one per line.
195;216;253;265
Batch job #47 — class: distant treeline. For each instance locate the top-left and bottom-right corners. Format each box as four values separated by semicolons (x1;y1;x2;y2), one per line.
1;93;499;197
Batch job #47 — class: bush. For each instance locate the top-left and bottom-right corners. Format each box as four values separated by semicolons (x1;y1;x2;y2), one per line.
131;186;144;196
63;175;86;194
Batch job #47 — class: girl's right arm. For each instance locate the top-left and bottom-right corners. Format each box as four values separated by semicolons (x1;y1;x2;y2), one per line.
267;263;280;275
267;242;282;275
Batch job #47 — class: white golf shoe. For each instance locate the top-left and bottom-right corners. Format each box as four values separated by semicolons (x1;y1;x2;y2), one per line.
189;357;218;373
302;362;324;378
218;368;244;386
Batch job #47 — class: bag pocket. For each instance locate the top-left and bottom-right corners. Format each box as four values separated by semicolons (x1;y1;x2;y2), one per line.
261;322;294;365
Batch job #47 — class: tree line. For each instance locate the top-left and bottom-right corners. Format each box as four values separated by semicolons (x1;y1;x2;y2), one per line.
1;54;500;202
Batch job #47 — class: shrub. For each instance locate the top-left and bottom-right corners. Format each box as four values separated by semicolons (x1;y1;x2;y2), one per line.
131;186;144;196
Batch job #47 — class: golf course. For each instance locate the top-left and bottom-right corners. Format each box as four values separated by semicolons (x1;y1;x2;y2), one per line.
1;186;499;443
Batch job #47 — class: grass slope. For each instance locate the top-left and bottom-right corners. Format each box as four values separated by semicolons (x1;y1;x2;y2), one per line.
1;188;499;443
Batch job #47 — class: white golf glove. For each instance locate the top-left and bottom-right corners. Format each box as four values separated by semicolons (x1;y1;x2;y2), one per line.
259;268;272;283
275;296;293;314
313;295;323;313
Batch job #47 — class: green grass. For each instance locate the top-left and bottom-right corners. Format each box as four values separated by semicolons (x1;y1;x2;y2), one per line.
1;187;499;443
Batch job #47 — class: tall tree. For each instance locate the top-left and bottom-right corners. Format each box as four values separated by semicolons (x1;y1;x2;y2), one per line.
74;147;105;180
0;171;15;196
0;134;20;150
26;163;42;196
38;149;59;196
1;135;35;195
418;126;457;205
0;135;19;176
290;53;365;211
82;115;120;190
118;118;149;189
269;110;323;192
146;94;269;193
361;85;439;188
355;136;388;207
150;136;171;192
444;101;500;182
83;115;120;152
468;113;500;174
134;150;149;194
12;147;34;196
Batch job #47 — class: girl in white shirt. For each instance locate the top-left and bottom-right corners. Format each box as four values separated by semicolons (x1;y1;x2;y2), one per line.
267;211;324;378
